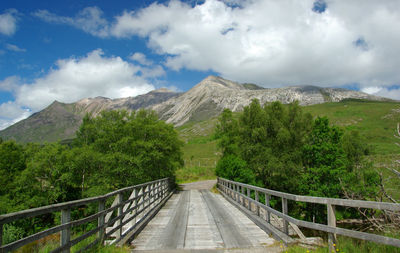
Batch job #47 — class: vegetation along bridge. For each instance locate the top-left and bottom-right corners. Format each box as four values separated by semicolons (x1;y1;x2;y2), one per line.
1;177;400;252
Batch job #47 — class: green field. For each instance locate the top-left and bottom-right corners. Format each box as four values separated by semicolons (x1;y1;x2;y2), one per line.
176;100;400;194
303;99;400;155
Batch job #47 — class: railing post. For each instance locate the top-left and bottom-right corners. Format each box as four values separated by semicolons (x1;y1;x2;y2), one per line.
150;183;154;208
61;209;71;253
156;182;159;203
255;191;260;216
160;181;164;199
328;203;337;252
134;188;139;224
235;184;239;202
165;178;169;195
241;185;245;206
98;199;106;244
116;193;123;239
265;193;270;223
146;185;149;209
282;198;288;235
247;188;251;210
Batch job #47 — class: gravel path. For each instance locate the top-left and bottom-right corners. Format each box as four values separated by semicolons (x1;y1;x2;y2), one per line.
180;179;217;190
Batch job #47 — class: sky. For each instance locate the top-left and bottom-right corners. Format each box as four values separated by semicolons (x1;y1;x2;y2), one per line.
0;0;400;129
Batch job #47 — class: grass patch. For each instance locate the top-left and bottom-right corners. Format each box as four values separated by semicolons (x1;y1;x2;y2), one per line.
210;183;219;194
88;245;131;253
286;235;400;253
175;166;216;184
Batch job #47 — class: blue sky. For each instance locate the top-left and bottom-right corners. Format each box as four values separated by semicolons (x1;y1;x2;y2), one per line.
1;0;400;129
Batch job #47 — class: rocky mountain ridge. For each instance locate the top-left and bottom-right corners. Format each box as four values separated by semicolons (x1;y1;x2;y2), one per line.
153;75;386;125
0;75;388;143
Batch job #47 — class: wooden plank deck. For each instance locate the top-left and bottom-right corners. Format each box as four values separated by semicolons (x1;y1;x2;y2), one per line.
131;181;279;252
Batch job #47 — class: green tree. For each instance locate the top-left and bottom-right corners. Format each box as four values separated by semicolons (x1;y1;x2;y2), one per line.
14;143;75;209
216;155;255;184
0;140;26;213
215;100;313;193
215;109;239;156
75;109;183;191
301;117;346;197
238;100;312;192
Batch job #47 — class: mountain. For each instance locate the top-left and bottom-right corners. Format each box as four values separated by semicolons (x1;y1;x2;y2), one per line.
152;75;387;126
0;76;388;143
0;88;180;143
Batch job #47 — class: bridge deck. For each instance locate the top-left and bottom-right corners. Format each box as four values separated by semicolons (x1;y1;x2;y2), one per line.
131;180;280;252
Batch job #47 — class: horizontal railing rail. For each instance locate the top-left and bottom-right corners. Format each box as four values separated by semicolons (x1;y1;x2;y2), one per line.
217;177;400;251
0;178;173;253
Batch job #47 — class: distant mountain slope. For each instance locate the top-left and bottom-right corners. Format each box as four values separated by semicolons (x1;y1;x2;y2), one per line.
0;101;82;143
0;89;180;143
0;75;389;143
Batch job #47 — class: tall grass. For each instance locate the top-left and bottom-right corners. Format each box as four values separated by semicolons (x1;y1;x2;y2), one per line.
286;235;400;253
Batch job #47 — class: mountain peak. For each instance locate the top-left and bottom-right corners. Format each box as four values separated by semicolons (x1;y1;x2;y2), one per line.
196;75;244;90
150;88;175;93
50;100;61;105
203;75;223;82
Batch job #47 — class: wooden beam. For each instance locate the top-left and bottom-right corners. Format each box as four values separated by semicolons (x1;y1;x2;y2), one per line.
218;178;400;211
98;199;105;244
265;193;270;223
61;209;71;253
328;204;337;252
255;191;260;217
282;198;288;235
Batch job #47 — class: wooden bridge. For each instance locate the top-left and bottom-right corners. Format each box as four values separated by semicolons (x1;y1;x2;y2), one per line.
1;178;399;252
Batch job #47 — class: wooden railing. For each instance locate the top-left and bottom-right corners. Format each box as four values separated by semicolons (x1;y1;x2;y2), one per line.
217;177;400;251
0;178;172;253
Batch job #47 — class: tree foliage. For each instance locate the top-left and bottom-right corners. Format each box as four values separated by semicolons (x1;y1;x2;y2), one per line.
75;110;183;191
215;100;379;222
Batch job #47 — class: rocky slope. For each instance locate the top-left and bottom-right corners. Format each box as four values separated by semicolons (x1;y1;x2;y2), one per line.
153;75;386;126
0;75;388;143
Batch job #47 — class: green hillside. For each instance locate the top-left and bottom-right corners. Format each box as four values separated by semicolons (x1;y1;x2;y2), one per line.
303;99;400;155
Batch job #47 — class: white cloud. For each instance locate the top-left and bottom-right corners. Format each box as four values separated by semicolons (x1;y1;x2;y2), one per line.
106;0;400;88
33;7;109;37
0;49;155;129
130;52;153;66
0;104;31;130
0;76;19;91
27;1;400;89
6;43;26;52
362;86;400;100
361;86;382;95
0;9;18;36
0;101;29;119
